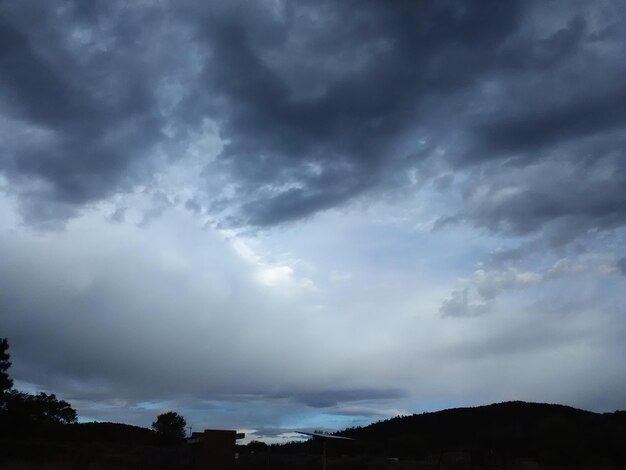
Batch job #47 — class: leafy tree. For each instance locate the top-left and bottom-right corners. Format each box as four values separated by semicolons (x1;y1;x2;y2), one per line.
0;337;12;394
0;338;77;437
3;390;77;425
246;440;269;453
152;411;186;441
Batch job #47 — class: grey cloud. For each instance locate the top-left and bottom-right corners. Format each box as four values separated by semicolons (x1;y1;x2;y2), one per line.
440;253;622;317
2;202;625;427
474;88;626;159
496;15;587;71
0;0;523;228
0;210;407;415
288;388;405;409
1;0;625;245
467;9;626;164
435;275;626;411
107;206;127;224
440;288;490;318
184;198;203;215
434;5;626;244
239;169;372;227
193;0;522;226
449;276;626;361
139;190;174;226
449;315;585;361
181;0;626;239
432;110;626;244
3;1;626;430
250;428;297;439
0;216;277;401
0;1;175;220
323;406;401;419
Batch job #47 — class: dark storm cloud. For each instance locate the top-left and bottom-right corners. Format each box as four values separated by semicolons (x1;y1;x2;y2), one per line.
442;5;626;241
1;0;626;240
0;0;522;225
192;0;522;225
278;388;405;409
474;88;626;158
448;145;626;244
177;0;626;237
0;1;170;221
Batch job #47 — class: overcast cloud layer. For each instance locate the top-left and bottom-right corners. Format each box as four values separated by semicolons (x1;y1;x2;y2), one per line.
1;0;626;441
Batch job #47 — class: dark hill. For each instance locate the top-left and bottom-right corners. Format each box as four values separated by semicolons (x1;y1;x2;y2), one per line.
59;421;156;445
0;421;185;468
272;401;626;468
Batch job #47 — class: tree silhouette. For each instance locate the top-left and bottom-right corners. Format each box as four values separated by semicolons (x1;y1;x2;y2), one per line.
152;411;186;441
3;390;77;425
0;338;12;394
0;338;77;437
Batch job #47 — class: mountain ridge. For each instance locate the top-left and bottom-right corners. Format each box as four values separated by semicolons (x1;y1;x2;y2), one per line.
269;401;626;467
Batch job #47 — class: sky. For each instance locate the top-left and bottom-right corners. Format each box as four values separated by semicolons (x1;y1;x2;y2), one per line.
1;0;626;443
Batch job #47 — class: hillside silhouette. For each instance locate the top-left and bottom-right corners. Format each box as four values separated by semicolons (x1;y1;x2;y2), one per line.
262;401;626;469
1;401;625;468
1;421;187;468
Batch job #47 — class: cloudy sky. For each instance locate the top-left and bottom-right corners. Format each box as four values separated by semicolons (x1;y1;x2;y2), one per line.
1;0;626;442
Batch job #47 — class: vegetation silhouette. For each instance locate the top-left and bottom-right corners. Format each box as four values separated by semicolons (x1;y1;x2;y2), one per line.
2;336;626;468
0;337;12;394
152;410;187;444
253;401;626;468
1;338;77;438
1;338;191;467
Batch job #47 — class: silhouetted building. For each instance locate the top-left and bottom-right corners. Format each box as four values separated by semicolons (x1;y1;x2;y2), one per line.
188;429;244;470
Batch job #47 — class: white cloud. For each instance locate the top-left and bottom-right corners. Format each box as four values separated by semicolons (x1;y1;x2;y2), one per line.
440;253;623;317
473;268;542;300
440;288;490;317
229;237;316;292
